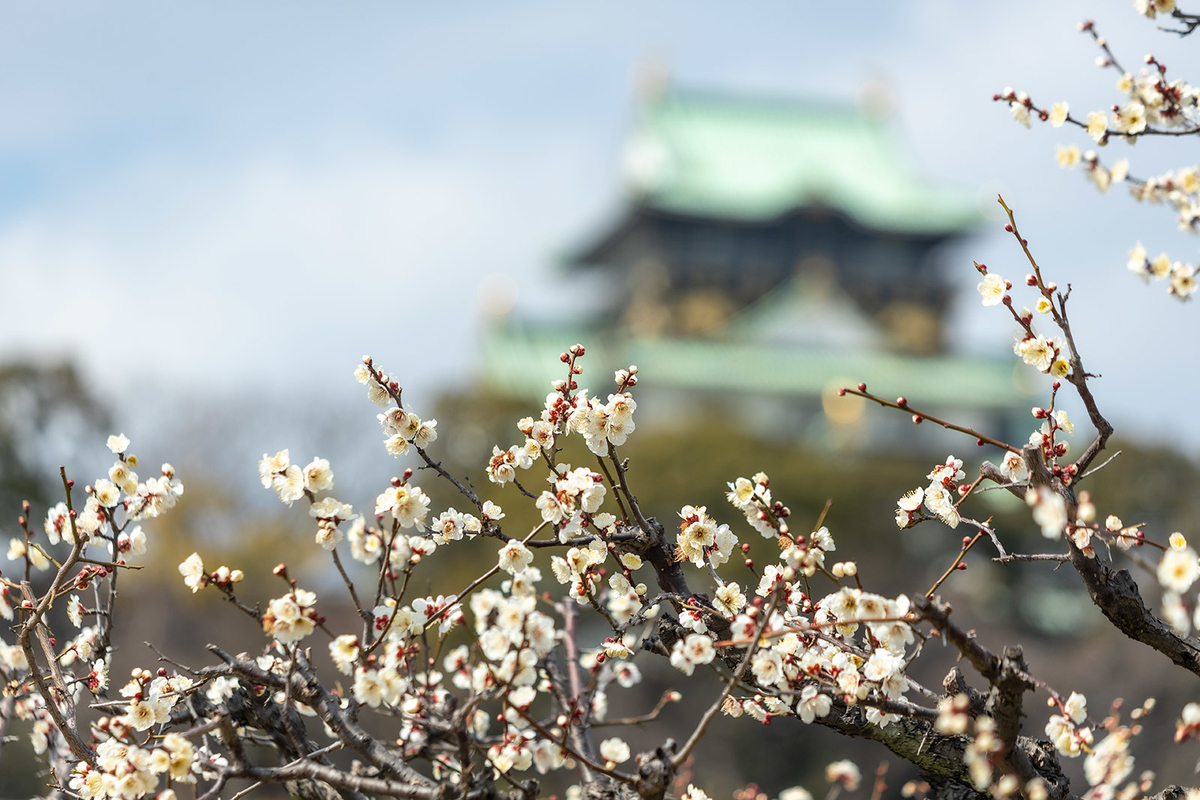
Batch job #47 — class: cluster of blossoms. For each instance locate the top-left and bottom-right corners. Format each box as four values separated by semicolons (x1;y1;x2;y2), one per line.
715;584;915;730
354;357;435;440
1000;52;1198;142
676;505;738;568
10;435;183;575
998;10;1200;300
69;732;196;800
1128;242;1198;299
176;552;245;593
1046;692;1093;757
895;456;965;529
375;478;432;530
261;587;320;644
258;449;332;505
536;464;608;541
548;534;648;619
1;433;190;789
781;525;836;580
975;264;1071;377
569;389;636;456
1013;328;1069;377
377;405;437;457
486;440;538;486
485;348;638;486
727;472;791;538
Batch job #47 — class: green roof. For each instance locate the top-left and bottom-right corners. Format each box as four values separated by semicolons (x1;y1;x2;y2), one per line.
623;90;980;235
482;327;1027;410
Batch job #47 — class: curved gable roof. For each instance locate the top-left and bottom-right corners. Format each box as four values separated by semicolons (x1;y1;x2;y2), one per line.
623;90;980;236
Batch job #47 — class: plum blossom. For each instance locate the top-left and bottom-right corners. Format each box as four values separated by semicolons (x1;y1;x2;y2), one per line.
978;273;1007;306
670;633;715;676
262;589;318;645
798;685;832;723
497;540;533;575
1158;543;1200;594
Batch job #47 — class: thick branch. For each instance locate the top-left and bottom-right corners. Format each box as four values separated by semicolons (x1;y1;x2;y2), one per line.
914;597;1038;785
1066;540;1200;675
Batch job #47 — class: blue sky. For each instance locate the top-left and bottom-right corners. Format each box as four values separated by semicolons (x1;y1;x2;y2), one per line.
3;0;1200;460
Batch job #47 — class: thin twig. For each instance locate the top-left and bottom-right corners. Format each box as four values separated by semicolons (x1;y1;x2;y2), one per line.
673;590;780;768
841;388;1018;454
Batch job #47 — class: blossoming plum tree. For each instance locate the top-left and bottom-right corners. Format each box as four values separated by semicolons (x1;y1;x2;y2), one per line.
8;5;1200;800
